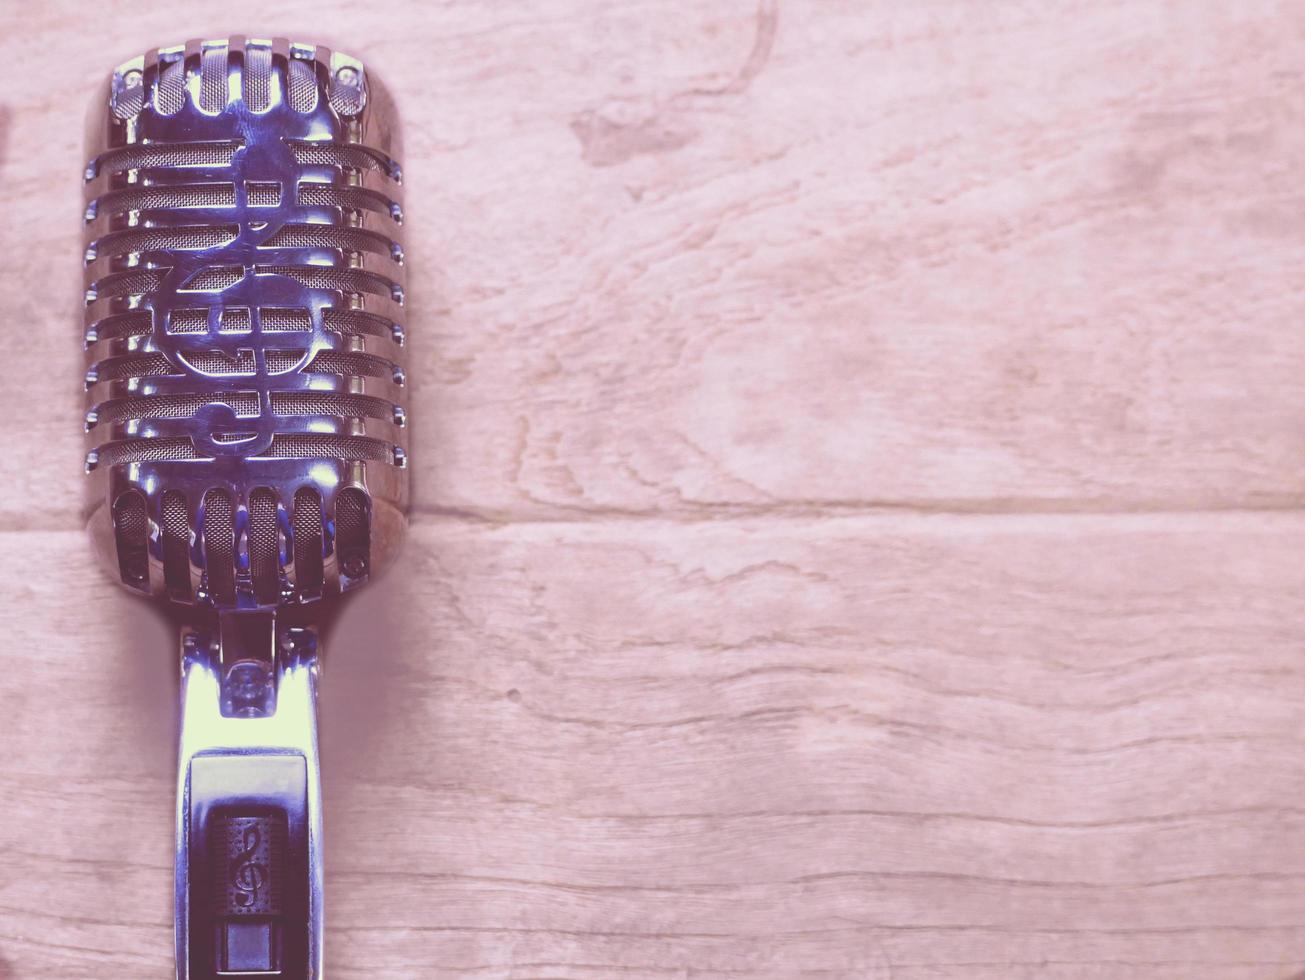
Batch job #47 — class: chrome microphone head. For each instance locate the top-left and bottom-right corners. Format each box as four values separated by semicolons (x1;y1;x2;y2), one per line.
83;37;407;611
81;37;407;979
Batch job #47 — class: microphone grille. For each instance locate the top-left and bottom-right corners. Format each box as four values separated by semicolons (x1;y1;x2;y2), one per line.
84;37;409;609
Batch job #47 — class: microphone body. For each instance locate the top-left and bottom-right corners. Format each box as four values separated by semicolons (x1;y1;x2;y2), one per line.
82;36;407;978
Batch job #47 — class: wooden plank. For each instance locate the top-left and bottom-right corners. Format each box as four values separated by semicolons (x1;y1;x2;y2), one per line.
2;516;1304;977
3;2;1305;977
3;1;1305;526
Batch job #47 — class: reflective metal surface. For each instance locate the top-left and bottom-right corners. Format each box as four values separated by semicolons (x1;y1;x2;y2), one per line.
178;619;323;977
83;36;408;608
81;37;408;979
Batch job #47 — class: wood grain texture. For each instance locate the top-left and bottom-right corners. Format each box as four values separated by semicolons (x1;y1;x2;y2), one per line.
2;1;1305;977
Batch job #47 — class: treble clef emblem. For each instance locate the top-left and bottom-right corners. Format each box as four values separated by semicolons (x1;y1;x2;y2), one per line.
216;814;283;919
230;823;266;908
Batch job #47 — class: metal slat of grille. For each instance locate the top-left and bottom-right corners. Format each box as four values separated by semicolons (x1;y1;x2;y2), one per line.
288;141;393;174
156;59;186;115
260;265;397;298
98;437;202;467
262;435;393;463
305;350;395;380
322;308;397;341
179;350;255;375
212;431;256;444
93;391;260;426
248;182;282;206
221;308;252;332
90;268;169;300
328;69;365;117
203;489;235;604
265;350;308;374
161;490;191;598
112;78;146;120
297;183;397;217
112;490;150;587
335;487;371;579
93;183;238;216
92;224;238;259
261;224;394;255
245;44;272;112
293;487;324;596
271;391;395;421
288;58;318;113
92;353;179;382
200;45;228;113
89;311;153;342
182;266;245;291
261;308;312;332
90;140;240;178
248;488;280;603
170;309;210;334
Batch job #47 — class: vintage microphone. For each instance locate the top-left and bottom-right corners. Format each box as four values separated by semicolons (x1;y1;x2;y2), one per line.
82;37;407;978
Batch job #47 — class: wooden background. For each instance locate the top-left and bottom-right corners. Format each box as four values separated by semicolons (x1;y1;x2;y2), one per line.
2;1;1305;977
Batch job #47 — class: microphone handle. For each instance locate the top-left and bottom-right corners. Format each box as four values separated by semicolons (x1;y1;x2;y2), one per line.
175;612;324;978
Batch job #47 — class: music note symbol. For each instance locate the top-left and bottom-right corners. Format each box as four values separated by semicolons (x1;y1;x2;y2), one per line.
230;823;266;908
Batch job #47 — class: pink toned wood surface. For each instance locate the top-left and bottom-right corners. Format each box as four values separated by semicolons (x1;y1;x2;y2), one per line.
2;1;1305;977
